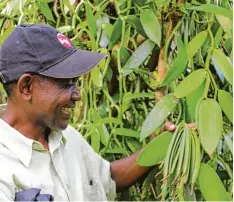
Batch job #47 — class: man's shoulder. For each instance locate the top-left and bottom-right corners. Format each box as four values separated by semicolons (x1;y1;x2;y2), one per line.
0;143;18;198
62;125;86;146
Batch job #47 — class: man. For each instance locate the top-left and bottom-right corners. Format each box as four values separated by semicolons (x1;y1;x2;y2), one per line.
0;24;181;201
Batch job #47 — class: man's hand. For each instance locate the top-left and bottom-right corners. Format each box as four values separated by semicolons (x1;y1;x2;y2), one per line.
110;121;196;192
164;121;196;131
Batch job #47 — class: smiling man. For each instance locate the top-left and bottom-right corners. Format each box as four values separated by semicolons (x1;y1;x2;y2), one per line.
0;24;184;201
0;24;158;201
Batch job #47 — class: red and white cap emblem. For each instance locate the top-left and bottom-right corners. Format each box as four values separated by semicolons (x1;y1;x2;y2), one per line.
57;33;72;48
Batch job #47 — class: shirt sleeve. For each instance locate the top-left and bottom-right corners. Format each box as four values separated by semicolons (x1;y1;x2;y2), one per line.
81;139;116;200
0;175;14;201
0;189;13;201
65;125;116;200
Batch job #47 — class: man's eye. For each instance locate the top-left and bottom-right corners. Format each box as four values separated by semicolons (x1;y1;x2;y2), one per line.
59;83;72;89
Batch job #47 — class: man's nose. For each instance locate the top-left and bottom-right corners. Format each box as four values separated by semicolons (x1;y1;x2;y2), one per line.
70;86;81;101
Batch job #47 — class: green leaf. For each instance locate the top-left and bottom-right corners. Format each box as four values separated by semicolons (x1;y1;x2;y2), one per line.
102;23;114;39
137;131;173;166
126;139;142;153
133;0;148;6
162;37;187;86
214;26;224;48
109;17;122;49
218;90;233;123
186;31;207;60
98;117;122;126
123;92;155;100
39;0;53;3
197;163;231;201
184;186;196;201
89;109;109;146
186;81;205;122
175;69;207;98
188;4;233;19
126;15;147;38
106;147;126;154
211;49;233;85
224;133;233;154
140;94;178;140
140;9;161;46
91;66;103;87
0;26;15;45
85;2;96;37
57;25;72;33
216;15;233;38
123;39;155;76
37;2;55;22
198;99;223;156
91;128;100;153
114;128;140;138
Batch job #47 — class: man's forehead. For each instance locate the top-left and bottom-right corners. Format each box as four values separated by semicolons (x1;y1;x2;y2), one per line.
50;77;78;83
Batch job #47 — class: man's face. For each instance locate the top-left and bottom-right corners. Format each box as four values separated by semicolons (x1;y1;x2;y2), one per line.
31;76;80;130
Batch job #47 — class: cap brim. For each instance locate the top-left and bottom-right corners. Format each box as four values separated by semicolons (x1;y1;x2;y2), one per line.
39;50;106;79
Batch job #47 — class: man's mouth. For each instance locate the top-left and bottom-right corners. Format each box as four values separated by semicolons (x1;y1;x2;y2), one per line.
61;107;71;115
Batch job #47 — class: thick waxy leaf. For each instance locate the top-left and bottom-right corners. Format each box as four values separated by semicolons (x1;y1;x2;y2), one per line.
186;31;207;60
122;39;155;76
216;15;232;38
133;0;148;6
162;37;187;86
175;69;207;98
198;98;223;156
114;128;140;138
140;94;178;140
126;15;147;38
184;186;196;201
197;164;231;201
0;26;15;45
102;23;114;40
137;131;173;166
211;49;233;85
218;90;233;123
57;25;72;33
212;31;225;82
91;66;103;87
90;109;109;146
140;9;161;46
109;17;122;49
186;81;205;122
126;139;142;153
106;148;126;154
123;92;154;100
91;128;100;153
85;2;96;37
98;117;122;125
224;133;233;154
214;26;223;48
188;4;232;19
37;2;55;22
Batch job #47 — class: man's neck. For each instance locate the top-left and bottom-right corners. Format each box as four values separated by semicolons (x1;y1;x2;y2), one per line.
2;103;50;150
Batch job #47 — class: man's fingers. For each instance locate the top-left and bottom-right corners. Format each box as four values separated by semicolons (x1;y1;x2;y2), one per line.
164;122;176;131
164;122;196;132
187;123;196;128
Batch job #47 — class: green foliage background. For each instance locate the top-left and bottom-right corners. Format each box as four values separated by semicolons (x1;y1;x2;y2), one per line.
0;0;233;201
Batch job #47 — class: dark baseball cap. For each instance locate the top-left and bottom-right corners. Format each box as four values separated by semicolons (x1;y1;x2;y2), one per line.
0;24;106;83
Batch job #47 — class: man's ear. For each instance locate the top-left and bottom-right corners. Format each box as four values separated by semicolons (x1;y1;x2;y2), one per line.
16;74;33;100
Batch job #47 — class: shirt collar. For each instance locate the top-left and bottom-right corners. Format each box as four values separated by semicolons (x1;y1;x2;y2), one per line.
0;104;67;167
0;119;67;167
0;119;33;167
